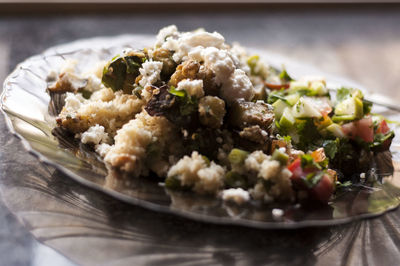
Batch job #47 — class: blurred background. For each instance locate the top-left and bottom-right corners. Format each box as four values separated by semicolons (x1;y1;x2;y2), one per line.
0;1;400;265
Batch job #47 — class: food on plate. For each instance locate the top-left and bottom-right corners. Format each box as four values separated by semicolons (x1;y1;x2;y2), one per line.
47;25;395;206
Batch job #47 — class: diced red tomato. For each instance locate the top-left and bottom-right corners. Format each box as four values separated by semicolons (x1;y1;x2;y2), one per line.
288;158;307;189
342;116;374;143
288;158;302;177
376;119;390;134
355;116;374;143
288;156;335;204
341;122;357;138
376;119;393;150
309;174;334;203
306;97;332;116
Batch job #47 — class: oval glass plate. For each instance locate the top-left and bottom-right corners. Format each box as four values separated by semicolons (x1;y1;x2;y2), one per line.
2;35;400;229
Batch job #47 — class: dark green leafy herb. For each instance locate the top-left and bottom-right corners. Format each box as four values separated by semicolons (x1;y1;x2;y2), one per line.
165;175;181;189
202;155;211;166
336;87;352;102
267;89;287;104
363;99;373;115
295;118;322;150
303;171;325;188
133;86;143;99
322;139;339;159
283;135;292;143
102;55;143;92
168;86;186;98
300;154;322;170
179;98;198;116
146;142;160;158
168;86;198;116
279;67;294;83
371;131;395;148
78;88;92;99
336;180;352;189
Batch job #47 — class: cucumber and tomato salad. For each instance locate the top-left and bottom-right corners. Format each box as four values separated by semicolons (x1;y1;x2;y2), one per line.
268;76;395;203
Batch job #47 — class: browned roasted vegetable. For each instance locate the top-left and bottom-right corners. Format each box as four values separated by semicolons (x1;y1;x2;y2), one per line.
198;96;226;129
169;60;219;96
152;48;177;81
145;85;199;129
228;99;274;132
47;72;87;93
102;52;145;93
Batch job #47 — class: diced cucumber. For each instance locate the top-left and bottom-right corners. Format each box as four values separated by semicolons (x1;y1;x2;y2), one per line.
326;123;346;138
351;89;364;99
279;107;296;128
285;93;300;106
334;96;363;119
228;148;249;165
272;99;289;119
309;80;328;95
332;115;357;123
271;149;289;165
292;97;322;118
289;80;308;91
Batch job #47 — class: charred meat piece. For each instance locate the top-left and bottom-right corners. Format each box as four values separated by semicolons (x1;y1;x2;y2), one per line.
228;99;274;132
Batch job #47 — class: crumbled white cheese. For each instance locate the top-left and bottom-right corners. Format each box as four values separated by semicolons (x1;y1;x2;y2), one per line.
63;92;85;114
95;143;111;157
221;188;250;205
155;25;179;48
157;25;255;104
197;47;235;85
165;30;227;62
177;79;204;98
272;208;284;219
139;61;163;88
84;74;104;92
81;124;109;145
221;69;255;104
